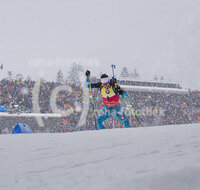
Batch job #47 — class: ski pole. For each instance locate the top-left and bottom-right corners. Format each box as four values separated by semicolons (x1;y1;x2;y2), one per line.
123;98;136;118
111;65;141;125
111;64;117;87
87;74;98;130
111;65;116;79
123;98;141;125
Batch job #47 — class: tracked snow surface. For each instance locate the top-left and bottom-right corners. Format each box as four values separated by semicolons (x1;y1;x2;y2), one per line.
1;124;200;190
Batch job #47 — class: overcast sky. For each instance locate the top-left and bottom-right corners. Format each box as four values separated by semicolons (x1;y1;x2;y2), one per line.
0;0;200;89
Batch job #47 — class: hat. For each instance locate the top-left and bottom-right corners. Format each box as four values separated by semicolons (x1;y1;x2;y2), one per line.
100;74;109;84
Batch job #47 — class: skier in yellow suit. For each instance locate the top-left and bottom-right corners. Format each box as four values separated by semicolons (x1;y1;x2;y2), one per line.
86;70;131;129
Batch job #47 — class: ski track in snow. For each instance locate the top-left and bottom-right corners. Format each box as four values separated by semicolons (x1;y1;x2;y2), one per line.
1;124;200;190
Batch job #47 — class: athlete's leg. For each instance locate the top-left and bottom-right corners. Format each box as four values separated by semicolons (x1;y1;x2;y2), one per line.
112;104;131;128
97;106;110;129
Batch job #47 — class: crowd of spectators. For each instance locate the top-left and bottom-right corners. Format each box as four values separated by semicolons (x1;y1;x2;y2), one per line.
126;91;200;127
0;78;200;132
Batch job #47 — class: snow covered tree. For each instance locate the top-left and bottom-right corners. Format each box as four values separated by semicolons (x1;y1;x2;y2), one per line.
67;63;84;84
153;75;158;81
120;66;129;78
15;73;23;81
56;69;65;84
26;75;32;81
7;71;12;80
160;76;164;81
130;69;140;79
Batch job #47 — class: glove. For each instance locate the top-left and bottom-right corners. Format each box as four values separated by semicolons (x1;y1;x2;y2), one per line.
110;77;117;85
122;92;129;99
85;70;90;78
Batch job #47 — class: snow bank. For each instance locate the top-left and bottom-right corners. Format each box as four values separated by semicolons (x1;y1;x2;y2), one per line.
0;124;200;190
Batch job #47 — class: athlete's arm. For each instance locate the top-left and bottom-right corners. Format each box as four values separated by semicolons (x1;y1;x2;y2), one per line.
114;84;124;95
114;85;129;99
90;82;102;89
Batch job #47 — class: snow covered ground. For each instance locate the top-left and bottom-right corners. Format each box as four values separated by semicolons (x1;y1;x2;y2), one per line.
1;124;200;190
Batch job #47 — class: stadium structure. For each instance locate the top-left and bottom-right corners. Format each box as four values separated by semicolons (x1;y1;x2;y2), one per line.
90;76;188;93
0;76;198;134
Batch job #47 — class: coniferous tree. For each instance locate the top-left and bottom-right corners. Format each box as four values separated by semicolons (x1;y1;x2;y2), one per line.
26;75;32;82
15;73;23;81
56;69;65;84
7;71;12;80
120;66;129;78
67;63;84;84
130;69;140;79
153;75;158;81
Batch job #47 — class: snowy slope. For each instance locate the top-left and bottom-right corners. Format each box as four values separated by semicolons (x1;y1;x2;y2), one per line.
1;124;200;190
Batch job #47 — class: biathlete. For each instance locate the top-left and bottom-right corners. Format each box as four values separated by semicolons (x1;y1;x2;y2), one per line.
86;70;131;129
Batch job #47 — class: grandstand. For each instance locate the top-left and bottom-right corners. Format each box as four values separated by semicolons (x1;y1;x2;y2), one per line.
90;76;188;93
0;76;199;134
